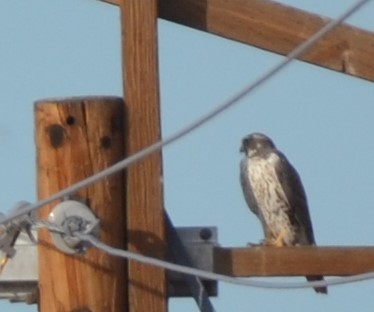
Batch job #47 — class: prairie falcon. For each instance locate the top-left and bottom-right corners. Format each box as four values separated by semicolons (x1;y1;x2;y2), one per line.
240;133;327;294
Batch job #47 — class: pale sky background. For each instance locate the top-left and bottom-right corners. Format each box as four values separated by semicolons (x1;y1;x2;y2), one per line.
0;0;373;311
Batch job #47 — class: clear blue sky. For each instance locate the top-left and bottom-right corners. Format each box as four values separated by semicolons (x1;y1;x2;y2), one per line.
0;0;373;311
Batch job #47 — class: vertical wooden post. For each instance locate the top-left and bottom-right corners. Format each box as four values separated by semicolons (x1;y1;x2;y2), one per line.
35;97;127;312
120;1;167;311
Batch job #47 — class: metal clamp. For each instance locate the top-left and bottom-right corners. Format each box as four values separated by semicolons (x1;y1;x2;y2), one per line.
0;201;37;271
48;200;100;254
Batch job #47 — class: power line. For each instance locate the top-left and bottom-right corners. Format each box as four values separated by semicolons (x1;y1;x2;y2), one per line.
0;0;370;225
78;233;374;291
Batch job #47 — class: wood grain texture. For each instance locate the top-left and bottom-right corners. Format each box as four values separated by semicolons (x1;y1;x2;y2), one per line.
159;0;374;82
99;0;374;81
35;97;126;312
120;1;167;311
215;246;374;276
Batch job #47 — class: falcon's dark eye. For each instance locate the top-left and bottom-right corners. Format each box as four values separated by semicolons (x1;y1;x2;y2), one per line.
244;138;251;147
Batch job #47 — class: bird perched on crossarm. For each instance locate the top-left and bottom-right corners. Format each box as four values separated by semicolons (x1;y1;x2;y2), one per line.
239;132;327;294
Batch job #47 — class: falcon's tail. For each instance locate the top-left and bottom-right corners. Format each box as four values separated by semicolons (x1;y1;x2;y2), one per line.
306;275;328;294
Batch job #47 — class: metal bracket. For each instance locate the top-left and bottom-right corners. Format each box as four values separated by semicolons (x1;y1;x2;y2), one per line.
0;232;38;303
167;224;218;299
167;214;217;312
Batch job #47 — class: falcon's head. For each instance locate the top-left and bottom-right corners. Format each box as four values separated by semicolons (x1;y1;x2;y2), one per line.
240;133;275;157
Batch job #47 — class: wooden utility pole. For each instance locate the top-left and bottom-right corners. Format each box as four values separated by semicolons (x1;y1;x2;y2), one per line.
120;1;167;312
35;97;127;311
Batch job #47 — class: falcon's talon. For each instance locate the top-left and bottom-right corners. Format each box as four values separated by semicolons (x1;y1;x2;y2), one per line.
260;239;271;246
246;242;261;247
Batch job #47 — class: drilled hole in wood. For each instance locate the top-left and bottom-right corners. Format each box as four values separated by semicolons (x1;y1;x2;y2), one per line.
100;136;112;149
66;115;75;125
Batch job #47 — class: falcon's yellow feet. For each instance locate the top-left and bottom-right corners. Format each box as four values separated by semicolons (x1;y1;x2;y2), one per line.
272;232;286;247
247;242;262;247
260;238;275;246
262;232;286;247
0;256;9;274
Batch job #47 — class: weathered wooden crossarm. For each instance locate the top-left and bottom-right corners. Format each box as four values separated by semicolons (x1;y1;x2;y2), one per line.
214;246;374;276
97;0;374;82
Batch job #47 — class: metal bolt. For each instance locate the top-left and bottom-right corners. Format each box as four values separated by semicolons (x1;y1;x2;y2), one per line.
199;228;212;241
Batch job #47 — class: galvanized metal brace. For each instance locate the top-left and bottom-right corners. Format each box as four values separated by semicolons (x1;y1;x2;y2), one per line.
166;212;217;312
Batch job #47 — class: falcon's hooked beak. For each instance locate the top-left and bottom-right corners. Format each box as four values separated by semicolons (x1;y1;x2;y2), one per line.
240;138;248;153
240;144;251;156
